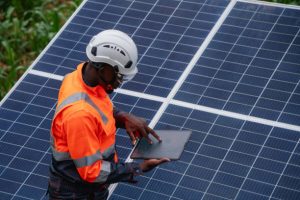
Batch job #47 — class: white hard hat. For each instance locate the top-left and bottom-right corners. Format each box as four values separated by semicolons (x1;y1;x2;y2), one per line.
86;29;138;82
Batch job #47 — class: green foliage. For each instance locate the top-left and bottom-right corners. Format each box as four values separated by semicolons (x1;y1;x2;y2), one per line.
0;0;81;100
267;0;300;5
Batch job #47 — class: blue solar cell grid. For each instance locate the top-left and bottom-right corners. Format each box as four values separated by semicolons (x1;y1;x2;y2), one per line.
175;2;300;126
0;0;299;200
0;74;58;199
34;0;229;97
112;105;300;200
0;74;162;199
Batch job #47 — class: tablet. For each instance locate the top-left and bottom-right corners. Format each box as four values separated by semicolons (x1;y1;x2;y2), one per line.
130;130;192;160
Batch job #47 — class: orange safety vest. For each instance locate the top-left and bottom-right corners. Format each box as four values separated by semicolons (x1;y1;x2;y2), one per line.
51;63;118;183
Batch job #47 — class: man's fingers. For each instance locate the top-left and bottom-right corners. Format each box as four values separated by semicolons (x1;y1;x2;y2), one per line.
152;158;170;168
159;157;171;163
140;158;171;172
147;127;161;142
138;127;152;144
127;131;136;145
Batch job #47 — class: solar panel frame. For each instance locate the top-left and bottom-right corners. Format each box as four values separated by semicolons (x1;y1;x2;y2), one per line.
0;0;300;199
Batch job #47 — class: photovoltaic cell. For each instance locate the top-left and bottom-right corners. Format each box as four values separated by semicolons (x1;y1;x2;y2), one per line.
0;74;59;199
175;1;300;126
0;74;162;199
33;0;230;97
0;0;299;199
112;105;300;199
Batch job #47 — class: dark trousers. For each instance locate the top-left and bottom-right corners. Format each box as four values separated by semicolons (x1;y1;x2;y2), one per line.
48;173;109;200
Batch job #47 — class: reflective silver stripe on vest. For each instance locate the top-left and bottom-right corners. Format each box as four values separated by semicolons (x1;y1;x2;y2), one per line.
55;92;108;124
102;144;115;159
52;149;72;161
94;160;111;183
73;150;103;168
50;134;72;161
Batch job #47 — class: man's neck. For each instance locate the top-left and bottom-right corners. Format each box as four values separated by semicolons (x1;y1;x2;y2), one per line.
82;62;98;87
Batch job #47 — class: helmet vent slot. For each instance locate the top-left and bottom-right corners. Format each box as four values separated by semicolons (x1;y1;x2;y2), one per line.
120;50;126;56
103;44;126;56
124;60;132;69
91;47;97;56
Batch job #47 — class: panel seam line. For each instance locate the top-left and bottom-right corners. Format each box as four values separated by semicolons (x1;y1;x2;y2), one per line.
28;69;300;133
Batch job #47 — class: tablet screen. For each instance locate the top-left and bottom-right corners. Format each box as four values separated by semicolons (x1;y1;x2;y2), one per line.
130;130;192;160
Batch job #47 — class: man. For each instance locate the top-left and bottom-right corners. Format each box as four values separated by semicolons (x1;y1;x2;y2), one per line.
49;29;169;199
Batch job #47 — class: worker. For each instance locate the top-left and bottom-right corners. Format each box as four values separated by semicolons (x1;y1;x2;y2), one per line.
48;29;170;199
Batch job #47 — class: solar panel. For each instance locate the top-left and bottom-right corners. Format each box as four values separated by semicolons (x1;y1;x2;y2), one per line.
175;1;300;126
0;0;299;199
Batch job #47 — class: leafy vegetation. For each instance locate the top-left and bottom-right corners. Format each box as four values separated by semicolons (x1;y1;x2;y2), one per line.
0;0;81;100
268;0;300;5
0;0;299;100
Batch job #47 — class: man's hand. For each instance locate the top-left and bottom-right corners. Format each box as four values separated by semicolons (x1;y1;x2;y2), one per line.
139;158;170;173
124;114;161;145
